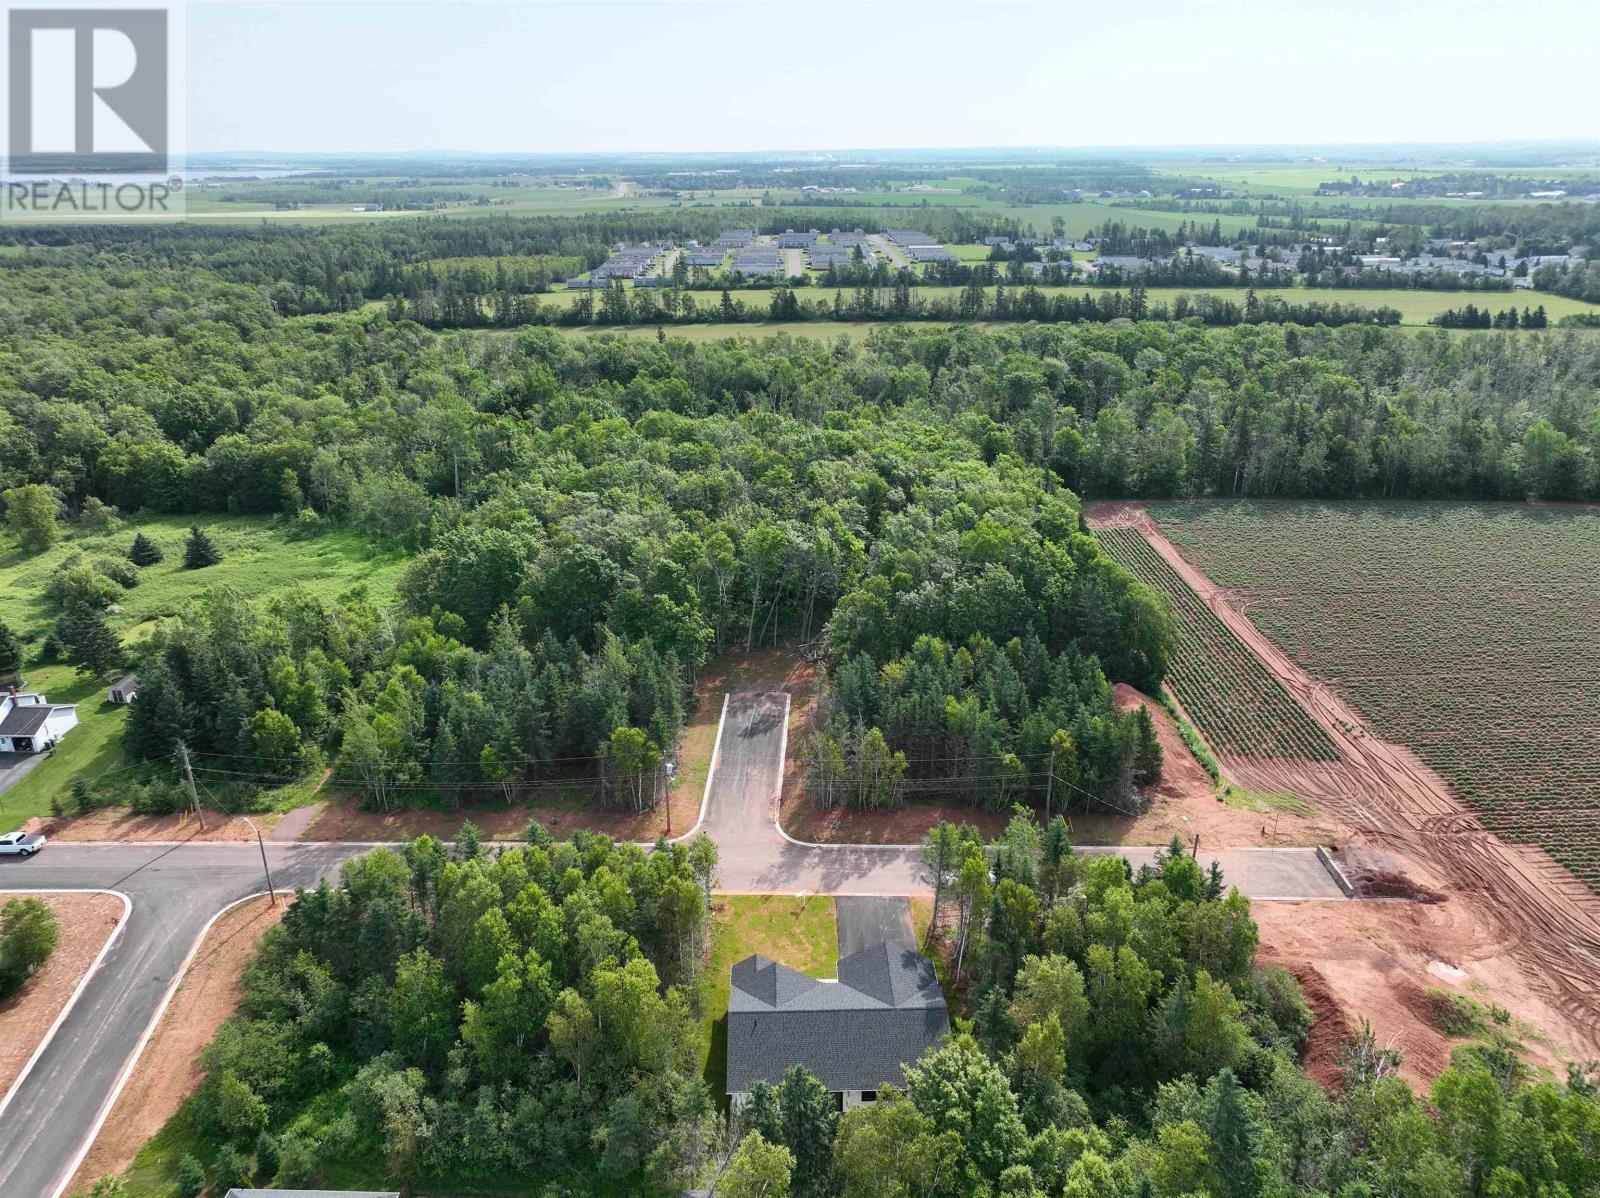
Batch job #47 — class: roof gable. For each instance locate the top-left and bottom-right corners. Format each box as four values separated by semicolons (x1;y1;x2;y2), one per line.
726;941;950;1094
836;941;943;1008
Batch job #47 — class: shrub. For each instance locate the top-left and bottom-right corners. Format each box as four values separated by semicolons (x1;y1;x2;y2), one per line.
46;564;121;610
90;556;140;589
176;1153;206;1198
209;1143;251;1192
272;1135;319;1188
0;896;61;999
79;497;122;531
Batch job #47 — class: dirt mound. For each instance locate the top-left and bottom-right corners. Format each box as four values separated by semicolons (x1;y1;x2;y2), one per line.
1281;960;1352;1095
1351;867;1446;904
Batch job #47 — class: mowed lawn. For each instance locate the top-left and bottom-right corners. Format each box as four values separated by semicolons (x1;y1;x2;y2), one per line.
0;516;406;828
700;895;838;1103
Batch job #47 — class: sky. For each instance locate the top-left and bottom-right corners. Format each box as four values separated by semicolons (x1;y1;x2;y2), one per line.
183;0;1600;155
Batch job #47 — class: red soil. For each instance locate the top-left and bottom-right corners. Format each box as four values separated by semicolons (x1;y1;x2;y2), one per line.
1086;500;1600;1063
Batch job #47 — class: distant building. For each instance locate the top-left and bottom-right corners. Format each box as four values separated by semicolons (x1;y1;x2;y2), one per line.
107;675;139;705
1187;246;1244;265
727;941;949;1111
777;230;818;248
907;245;956;263
0;690;77;753
1092;255;1169;273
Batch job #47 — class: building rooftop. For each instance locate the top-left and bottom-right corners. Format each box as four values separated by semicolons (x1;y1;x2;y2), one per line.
727;941;948;1095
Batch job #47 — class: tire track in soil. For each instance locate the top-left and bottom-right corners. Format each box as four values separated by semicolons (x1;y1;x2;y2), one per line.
1087;501;1600;1049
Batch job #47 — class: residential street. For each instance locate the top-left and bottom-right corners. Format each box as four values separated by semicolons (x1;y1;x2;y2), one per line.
0;688;1344;1198
0;842;362;1198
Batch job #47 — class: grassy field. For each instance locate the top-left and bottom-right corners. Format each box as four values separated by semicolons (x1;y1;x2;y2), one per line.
0;516;406;828
551;320;893;343
1148;500;1600;890
536;282;1600;326
700;895;838;1104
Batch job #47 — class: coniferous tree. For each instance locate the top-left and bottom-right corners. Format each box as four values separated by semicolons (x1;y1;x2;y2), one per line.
124;659;192;760
183;525;222;569
127;532;164;567
0;619;23;678
56;603;121;676
775;1065;838;1198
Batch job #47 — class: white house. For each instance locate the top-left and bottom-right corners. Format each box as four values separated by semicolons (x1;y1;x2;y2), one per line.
0;690;78;753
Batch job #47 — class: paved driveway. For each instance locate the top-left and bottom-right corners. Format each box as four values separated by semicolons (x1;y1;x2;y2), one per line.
0;750;47;799
835;896;916;956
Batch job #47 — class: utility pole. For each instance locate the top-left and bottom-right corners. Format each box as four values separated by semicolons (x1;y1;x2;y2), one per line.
1044;746;1055;825
177;741;205;832
240;817;276;905
664;760;676;836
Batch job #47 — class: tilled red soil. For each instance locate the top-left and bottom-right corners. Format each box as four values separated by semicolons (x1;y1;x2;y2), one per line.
1086;500;1600;1059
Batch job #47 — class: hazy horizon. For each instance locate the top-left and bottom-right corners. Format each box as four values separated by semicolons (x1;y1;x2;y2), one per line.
184;0;1600;157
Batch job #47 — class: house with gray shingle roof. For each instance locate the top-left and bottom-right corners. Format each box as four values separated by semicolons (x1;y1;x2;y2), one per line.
726;940;948;1110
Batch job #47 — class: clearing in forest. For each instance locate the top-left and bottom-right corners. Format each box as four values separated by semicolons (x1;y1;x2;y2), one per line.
1145;500;1600;890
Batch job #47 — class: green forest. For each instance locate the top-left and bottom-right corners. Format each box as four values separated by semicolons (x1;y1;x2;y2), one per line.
161;824;1600;1197
0;235;1595;820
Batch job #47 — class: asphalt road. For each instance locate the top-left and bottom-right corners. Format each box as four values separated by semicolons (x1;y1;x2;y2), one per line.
0;842;362;1198
0;688;1344;1198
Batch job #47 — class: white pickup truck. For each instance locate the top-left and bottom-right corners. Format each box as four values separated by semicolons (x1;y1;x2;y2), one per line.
0;830;46;857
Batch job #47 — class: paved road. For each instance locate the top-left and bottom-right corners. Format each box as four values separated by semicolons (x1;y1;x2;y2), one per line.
836;896;916;956
0;842;362;1198
0;688;1344;1197
702;689;1344;901
704;691;927;895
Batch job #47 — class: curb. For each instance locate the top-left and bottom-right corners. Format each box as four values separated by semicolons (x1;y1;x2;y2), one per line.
0;889;132;1124
47;890;275;1198
769;692;925;853
1315;845;1358;897
663;691;727;845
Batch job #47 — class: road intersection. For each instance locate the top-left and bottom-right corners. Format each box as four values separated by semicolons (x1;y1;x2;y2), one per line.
0;688;1345;1198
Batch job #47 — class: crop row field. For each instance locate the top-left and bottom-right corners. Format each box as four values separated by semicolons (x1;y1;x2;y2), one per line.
1147;501;1600;889
1094;526;1339;761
